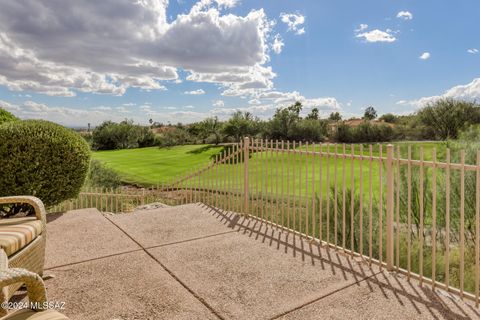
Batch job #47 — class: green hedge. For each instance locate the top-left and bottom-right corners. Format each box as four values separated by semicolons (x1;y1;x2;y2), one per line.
0;108;18;125
0;120;91;207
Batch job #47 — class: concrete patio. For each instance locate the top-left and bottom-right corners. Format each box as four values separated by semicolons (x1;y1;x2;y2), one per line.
17;203;479;319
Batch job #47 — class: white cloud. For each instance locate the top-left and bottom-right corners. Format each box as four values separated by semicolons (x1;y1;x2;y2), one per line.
184;89;206;95
94;106;113;111
139;105;152;111
468;48;479;54
0;0;274;97
280;13;306;35
271;34;284;54
355;24;369;32
183;105;195;109
396;11;413;20
115;106;131;113
253;90;341;116
419;52;431;60
189;64;276;97
212;100;224;107
355;28;396;43
190;0;239;12
0;99;137;126
397;78;480;108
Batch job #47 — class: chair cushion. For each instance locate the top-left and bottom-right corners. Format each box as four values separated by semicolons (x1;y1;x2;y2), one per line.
3;309;69;320
0;218;43;256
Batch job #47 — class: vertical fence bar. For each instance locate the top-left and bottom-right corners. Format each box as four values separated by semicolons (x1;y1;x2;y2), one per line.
359;145;363;256
395;146;400;270
311;143;316;238
407;146;412;278
369;145;373;264
293;141;297;232
231;143;235;211
379;145;383;268
319;143;324;243
276;140;279;226
431;148;437;288
460;150;465;298
215;155;219;208
281;140;285;228
233;141;239;213
228;147;232;212
326;143;331;246
255;139;259;218
386;144;394;271
419;147;425;285
287;140;291;229
244;137;250;216
350;144;355;255
265;139;269;220
299;141;303;234
476;150;480;306
445;149;450;290
270;140;274;221
305;142;309;237
342;144;346;251
334;144;338;247
261;139;266;220
222;151;227;211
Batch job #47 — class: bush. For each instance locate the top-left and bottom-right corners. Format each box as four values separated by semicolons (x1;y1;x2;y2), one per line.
291;119;328;142
417;98;480;140
334;122;394;143
85;160;122;189
0;108;18;125
92;120;156;150
0;120;90;209
158;127;190;147
379;113;396;123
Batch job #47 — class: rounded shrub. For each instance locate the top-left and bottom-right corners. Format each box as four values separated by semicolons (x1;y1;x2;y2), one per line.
0;120;91;207
0;108;18;125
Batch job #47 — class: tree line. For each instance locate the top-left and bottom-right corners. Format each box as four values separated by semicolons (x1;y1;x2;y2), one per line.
85;98;480;150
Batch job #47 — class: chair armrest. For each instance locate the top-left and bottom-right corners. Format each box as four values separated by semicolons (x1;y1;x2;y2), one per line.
0;196;47;233
0;268;47;315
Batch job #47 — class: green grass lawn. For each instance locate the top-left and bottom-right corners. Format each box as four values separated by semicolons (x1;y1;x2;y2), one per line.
92;141;446;188
92;145;224;186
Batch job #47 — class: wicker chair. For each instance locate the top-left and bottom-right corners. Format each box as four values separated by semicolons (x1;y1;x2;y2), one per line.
0;197;47;301
0;268;68;319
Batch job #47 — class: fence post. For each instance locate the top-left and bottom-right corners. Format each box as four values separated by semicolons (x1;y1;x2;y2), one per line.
386;144;394;271
243;137;250;216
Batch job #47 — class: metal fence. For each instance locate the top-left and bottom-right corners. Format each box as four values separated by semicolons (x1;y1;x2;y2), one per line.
53;137;480;305
168;137;480;305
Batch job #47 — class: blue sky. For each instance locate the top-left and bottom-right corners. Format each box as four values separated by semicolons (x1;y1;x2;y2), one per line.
0;0;479;126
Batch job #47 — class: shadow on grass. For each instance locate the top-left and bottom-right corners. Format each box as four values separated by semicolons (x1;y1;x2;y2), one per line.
186;145;221;154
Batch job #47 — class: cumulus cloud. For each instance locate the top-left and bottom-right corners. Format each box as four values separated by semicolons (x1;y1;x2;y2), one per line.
189;64;276;97
0;99;135;126
280;13;305;35
468;48;479;54
397;78;480;108
355;27;396;43
212;100;224;107
396;11;413;20
184;89;206;95
271;34;284;54
0;0;274;97
419;52;431;60
253;90;341;117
